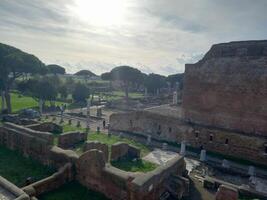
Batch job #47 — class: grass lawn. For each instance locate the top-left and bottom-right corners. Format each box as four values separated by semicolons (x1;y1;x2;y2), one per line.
39;181;109;200
111;159;157;172
62;123;86;132
0;145;55;187
88;132;151;157
0;92;66;113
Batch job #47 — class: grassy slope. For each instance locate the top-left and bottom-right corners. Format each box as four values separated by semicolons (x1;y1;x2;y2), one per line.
0;145;55;186
39;181;109;200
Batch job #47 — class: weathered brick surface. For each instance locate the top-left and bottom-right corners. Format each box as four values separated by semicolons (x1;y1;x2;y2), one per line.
58;131;87;149
0;123;53;165
216;185;238;200
84;141;109;162
110;142;140;161
182;40;267;136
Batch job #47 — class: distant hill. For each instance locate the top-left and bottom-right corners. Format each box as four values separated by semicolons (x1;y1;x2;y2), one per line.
74;70;96;77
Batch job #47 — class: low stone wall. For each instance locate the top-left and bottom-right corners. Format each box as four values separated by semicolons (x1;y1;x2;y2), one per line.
58;131;87;149
0;176;30;200
23;163;74;197
4;122;54;144
49;146;79;169
0;123;53;165
129;155;186;200
110;111;267;166
84;141;109;162
76;149;137;200
27;122;62;134
76;149;188;200
110;142;140;161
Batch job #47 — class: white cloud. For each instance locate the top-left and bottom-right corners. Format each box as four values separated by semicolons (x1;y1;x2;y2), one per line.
0;0;266;75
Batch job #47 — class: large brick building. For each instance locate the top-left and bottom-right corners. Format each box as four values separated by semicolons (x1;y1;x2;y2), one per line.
110;40;267;166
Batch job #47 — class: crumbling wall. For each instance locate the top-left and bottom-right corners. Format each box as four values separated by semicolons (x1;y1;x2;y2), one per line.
23;163;74;198
84;141;109;162
27;122;62;134
110;111;189;143
110;142;140;161
182;40;267;136
58;131;87;149
0;123;53;164
0;176;30;200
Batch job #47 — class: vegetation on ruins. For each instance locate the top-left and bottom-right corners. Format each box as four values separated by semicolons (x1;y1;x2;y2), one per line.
0;145;55;186
88;132;151;157
39;181;108;200
111;158;157;172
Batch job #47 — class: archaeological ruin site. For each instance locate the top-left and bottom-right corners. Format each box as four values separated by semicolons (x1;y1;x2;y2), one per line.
1;40;267;200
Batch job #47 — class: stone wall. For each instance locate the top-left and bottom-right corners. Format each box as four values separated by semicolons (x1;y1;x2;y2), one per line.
129;155;186;200
0;122;53;165
27;122;62;134
110;142;140;161
109;111;267;166
23;163;74;198
76;149;188;200
0;176;30;200
84;141;109;162
182;40;267;136
58;131;87;149
110;111;189;143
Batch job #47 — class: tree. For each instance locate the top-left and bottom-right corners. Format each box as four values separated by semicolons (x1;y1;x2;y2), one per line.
166;73;184;89
72;83;90;103
108;66;143;100
47;64;66;75
17;78;57;108
74;70;96;77
0;43;46;113
58;85;68;100
144;73;167;95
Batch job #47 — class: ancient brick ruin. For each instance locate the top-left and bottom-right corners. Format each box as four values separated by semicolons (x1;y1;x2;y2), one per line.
110;41;267;166
0;121;189;200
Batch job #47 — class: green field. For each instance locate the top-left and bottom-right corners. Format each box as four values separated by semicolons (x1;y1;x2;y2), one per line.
0;145;55;186
0;92;65;113
39;181;109;200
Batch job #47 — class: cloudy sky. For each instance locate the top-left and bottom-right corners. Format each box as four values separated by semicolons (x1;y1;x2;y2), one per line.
0;0;266;75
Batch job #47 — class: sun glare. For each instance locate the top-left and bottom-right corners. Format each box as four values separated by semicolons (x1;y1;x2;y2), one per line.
71;0;126;26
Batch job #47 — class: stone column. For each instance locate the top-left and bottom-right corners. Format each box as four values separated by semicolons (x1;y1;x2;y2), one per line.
222;159;230;169
180;141;186;155
86;99;91;131
1;91;5;111
146;135;151;145
173;91;178;105
145;88;148;97
200;149;206;162
39;99;43;116
248;166;255;176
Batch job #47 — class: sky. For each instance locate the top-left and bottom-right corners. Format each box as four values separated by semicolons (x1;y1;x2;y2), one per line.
0;0;267;75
